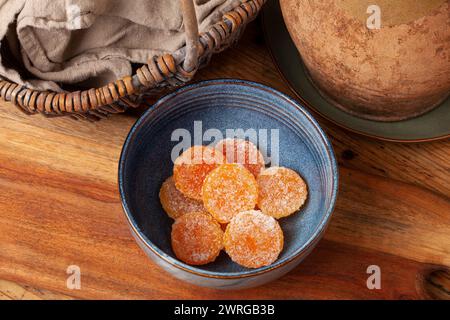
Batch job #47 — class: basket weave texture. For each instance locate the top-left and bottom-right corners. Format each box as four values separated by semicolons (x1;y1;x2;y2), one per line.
0;0;265;120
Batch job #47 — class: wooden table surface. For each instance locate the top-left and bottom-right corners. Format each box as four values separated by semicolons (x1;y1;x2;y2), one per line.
0;21;449;300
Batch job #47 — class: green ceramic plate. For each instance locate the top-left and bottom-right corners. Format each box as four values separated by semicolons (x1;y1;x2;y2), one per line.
262;0;450;142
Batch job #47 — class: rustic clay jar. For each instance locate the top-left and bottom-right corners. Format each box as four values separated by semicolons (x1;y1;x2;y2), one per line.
280;0;450;121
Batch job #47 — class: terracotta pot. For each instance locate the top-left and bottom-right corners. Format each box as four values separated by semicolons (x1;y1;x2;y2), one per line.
280;0;450;121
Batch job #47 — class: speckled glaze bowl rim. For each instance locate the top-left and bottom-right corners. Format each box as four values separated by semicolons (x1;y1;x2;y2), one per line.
118;79;339;279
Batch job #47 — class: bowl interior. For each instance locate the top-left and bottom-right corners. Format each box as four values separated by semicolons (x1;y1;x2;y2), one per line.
119;80;338;276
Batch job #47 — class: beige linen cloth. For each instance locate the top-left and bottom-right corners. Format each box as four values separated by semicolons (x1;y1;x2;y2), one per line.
0;0;239;91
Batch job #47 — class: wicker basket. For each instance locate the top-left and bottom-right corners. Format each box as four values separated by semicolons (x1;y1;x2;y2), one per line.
0;0;265;120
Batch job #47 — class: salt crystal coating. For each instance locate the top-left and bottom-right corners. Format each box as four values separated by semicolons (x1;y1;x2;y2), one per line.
171;212;224;266
224;210;284;269
202;164;258;224
173;146;225;200
216;138;265;177
257;167;308;219
159;176;206;220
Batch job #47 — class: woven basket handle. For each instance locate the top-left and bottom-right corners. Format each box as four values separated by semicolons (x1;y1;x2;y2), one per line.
0;0;265;120
181;0;199;72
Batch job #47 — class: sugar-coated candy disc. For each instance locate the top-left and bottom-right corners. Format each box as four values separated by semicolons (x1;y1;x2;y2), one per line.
257;167;308;219
173;145;225;200
224;210;284;269
159;176;206;220
171;212;224;265
216;138;265;178
202;163;258;224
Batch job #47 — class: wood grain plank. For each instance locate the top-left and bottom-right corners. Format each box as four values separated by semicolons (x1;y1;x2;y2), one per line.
0;20;448;300
0;280;74;300
0;239;439;300
326;167;450;266
0;142;447;299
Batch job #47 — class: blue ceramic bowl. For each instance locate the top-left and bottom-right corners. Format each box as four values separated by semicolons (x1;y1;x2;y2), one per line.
119;79;338;289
